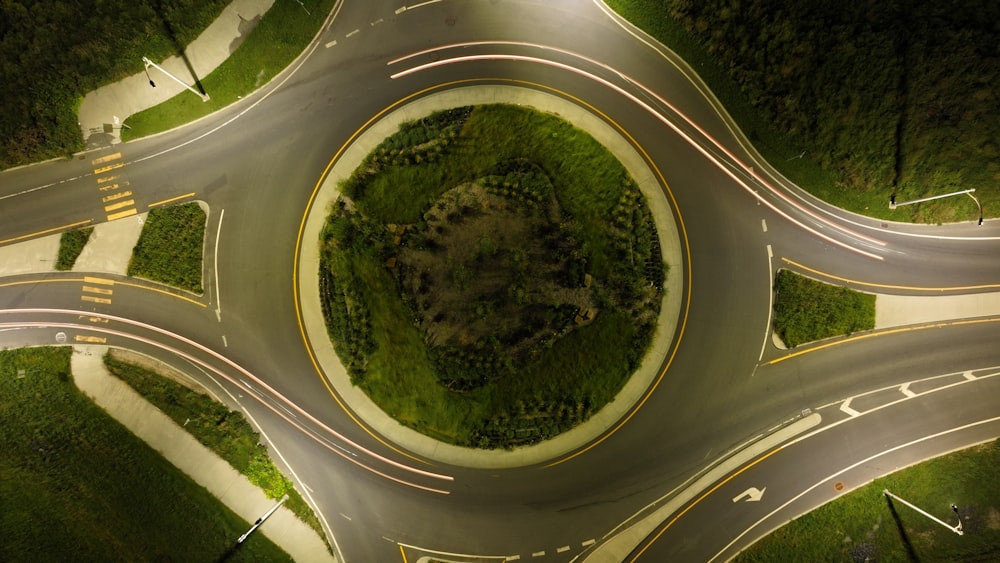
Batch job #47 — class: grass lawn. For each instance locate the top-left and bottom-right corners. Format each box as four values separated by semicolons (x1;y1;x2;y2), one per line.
128;202;206;293
122;0;336;141
603;1;998;224
321;104;664;448
102;351;327;542
0;347;291;562
736;439;1000;562
773;269;875;348
55;227;93;271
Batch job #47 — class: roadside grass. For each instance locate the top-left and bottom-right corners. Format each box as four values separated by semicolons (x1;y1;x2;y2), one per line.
0;347;291;562
121;0;335;141
0;1;230;168
736;439;1000;562
322;104;664;448
603;1;997;224
55;227;93;270
102;351;327;542
773;269;875;348
127;202;206;293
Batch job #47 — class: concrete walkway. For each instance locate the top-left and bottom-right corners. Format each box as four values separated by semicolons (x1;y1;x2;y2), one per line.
78;0;275;149
71;346;335;563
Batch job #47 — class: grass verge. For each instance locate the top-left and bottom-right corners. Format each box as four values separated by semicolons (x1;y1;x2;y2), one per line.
127;202;206;293
102;350;328;544
603;1;997;223
122;0;336;141
55;227;93;271
736;439;1000;561
0;347;291;561
773;269;875;348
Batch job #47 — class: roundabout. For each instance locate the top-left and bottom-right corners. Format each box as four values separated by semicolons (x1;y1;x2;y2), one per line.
3;1;1000;561
296;84;687;468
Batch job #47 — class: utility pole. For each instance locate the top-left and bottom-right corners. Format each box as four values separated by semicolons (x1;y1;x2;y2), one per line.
142;56;210;102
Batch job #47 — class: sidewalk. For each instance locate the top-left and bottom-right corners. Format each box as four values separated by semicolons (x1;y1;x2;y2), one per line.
78;0;275;149
70;346;335;563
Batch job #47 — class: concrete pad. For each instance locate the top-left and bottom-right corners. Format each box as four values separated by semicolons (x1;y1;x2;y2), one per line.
72;213;147;275
0;233;60;275
70;346;335;562
875;293;1000;329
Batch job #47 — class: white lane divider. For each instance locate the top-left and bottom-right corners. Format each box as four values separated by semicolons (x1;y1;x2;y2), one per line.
840;398;861;417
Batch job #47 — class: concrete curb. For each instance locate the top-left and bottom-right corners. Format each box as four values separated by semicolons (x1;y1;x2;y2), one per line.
70;345;335;563
298;85;686;468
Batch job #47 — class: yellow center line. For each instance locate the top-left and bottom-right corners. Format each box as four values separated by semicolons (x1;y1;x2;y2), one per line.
0;220;92;246
630;447;783;561
765;316;1000;366
0;277;205;308
782;257;1000;292
148;192;196;208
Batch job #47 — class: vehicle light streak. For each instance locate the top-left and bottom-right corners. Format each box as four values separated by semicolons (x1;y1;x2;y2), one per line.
389;47;887;260
0;310;454;493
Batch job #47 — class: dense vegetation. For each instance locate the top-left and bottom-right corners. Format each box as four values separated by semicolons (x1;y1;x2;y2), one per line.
737;439;1000;561
102;351;326;541
0;347;290;561
773;269;875;347
0;0;229;168
122;0;334;140
128;202;206;293
607;0;999;223
320;105;665;448
55;227;93;270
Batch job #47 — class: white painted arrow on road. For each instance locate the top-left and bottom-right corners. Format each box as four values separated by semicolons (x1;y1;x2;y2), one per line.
732;487;766;503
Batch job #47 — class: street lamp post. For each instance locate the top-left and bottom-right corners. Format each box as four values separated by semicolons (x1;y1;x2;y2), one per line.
142;56;210;102
883;489;964;536
237;494;289;544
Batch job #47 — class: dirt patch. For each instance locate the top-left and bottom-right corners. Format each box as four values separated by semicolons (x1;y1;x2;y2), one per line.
396;181;595;364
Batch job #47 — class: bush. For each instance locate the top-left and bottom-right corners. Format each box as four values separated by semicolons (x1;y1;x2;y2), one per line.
773;269;875;347
54;227;93;270
127;202;206;293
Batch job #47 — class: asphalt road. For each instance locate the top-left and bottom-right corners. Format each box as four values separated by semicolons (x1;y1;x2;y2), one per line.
2;1;999;561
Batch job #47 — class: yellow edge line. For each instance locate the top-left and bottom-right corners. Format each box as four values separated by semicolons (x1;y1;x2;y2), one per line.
766;316;1000;366
0;219;93;246
630;447;783;561
399;544;408;563
783;257;1000;292
148;192;196;208
293;78;694;468
0;277;206;308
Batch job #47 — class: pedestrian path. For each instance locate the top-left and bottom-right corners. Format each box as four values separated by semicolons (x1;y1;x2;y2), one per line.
78;0;275;148
70;346;336;563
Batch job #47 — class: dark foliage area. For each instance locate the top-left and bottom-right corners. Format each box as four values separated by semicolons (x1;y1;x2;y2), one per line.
0;0;229;168
611;0;1000;221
